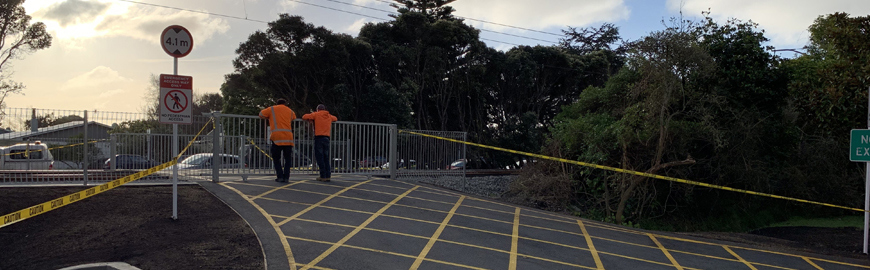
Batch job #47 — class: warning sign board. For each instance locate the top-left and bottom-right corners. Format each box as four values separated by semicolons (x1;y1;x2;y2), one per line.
159;74;192;124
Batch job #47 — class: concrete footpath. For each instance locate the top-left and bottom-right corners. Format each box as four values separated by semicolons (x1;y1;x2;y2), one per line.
200;175;870;270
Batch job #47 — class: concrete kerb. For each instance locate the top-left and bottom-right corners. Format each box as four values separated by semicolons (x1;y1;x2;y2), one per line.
57;262;140;270
198;178;287;270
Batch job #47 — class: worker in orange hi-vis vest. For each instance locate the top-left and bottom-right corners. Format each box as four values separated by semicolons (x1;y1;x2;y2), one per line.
259;98;297;183
303;104;337;182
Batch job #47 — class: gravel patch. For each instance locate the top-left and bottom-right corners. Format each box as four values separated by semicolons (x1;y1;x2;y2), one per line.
401;175;518;198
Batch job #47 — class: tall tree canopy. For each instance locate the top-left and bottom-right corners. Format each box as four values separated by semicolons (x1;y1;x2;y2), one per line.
0;0;51;113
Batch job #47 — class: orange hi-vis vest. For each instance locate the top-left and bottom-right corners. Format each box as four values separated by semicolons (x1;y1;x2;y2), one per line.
302;110;338;137
259;105;297;146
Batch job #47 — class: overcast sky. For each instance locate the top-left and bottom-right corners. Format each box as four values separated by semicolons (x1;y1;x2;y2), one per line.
10;0;870;113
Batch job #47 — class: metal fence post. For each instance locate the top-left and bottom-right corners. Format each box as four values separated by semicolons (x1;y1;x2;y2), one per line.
110;134;116;172
212;112;221;183
83;110;89;185
30;108;36;133
390;124;397;180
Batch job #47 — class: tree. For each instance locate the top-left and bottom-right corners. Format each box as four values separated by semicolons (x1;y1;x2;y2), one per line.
550;17;716;224
789;12;870;136
192;92;224;116
390;0;457;21
24;113;84;129
0;0;51;115
360;7;488;131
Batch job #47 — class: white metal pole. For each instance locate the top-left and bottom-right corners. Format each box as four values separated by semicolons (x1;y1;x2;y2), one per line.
172;57;179;220
865;86;869;254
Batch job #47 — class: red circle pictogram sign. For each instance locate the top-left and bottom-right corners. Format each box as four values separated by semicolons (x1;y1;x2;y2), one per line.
164;90;188;113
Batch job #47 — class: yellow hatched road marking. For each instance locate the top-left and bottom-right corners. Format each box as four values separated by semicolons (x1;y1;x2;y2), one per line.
249;180;308;201
276;209;722;270
232;182;864;270
256;194;750;267
222;183;298;270
598;251;703;270
802;257;824;270
257;195;738;265
300;186;419;270
724;246;757;270
410;196;465;269
276;180;372;227
286;236;487;270
653;234;870;269
510;208;521;270
578;220;604;269
648;233;684;270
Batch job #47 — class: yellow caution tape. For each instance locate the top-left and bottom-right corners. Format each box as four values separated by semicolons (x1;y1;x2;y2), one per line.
176;118;214;160
247;137;272;160
399;130;869;213
1;119;217;229
0;160;178;229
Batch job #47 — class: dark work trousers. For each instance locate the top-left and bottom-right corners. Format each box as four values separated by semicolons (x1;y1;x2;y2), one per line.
270;143;294;180
314;136;331;179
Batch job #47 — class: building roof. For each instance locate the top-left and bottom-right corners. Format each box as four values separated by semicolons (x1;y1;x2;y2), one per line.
0;121;112;140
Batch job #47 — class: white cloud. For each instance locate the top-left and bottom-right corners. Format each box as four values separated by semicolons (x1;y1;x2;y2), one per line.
344;18;370;35
61;66;132;92
451;0;630;31
670;0;870;47
279;0;300;11
31;0;230;45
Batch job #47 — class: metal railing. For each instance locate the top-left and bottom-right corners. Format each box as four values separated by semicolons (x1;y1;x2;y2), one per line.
0;108;465;183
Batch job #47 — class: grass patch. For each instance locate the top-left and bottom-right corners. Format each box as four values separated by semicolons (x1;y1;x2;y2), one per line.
767;216;864;229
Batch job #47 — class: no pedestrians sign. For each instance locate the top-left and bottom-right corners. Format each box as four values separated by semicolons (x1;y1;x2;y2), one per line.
159;74;192;125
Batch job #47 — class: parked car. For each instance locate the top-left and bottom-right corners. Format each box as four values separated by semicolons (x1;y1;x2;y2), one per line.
380;159;416;170
358;156;387;168
0;141;53;170
104;154;159;170
176;153;245;169
447;159;466;170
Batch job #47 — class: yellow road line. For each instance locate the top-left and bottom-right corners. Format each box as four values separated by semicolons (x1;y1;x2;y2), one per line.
286;235;487;270
598;250;702;270
249;180;308;201
221;183;298;270
276;180;372;227
410;196;465;269
578;220;604;269
723;246;757;270
802;256;824;270
293;263;334;270
301;186;419;270
510;207;521;270
648;233;684;270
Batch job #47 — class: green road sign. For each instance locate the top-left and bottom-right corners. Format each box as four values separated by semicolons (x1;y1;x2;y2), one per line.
850;129;870;161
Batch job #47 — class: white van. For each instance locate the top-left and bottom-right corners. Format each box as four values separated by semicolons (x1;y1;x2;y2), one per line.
0;142;54;170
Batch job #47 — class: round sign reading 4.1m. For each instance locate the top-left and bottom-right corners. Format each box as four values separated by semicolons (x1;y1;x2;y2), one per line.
161;25;193;58
159;74;193;125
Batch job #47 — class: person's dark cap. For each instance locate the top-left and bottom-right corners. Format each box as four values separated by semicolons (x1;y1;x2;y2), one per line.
277;98;287;105
317;104;327;111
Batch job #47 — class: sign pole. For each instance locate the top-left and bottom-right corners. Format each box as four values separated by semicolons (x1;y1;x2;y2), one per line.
865;86;869;254
172;56;179;220
160;24;192;221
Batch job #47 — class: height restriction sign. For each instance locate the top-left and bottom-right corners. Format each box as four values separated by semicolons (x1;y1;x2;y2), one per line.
159;74;192;124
